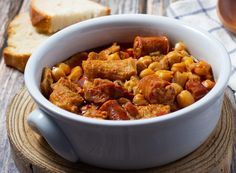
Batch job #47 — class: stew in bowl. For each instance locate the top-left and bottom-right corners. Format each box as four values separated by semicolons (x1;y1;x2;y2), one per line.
41;36;215;120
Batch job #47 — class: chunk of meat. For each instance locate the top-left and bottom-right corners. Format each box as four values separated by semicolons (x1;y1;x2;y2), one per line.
136;75;176;104
117;98;139;118
99;100;129;120
81;104;108;119
185;80;208;100
49;78;84;113
83;79;133;104
40;67;53;98
82;58;137;81
137;104;170;119
133;36;170;58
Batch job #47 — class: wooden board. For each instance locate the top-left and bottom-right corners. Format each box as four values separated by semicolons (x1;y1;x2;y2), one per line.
6;88;234;173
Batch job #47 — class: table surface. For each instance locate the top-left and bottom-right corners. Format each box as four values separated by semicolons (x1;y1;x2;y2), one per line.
0;0;235;172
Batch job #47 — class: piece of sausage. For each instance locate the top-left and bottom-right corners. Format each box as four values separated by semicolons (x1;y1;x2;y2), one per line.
99;100;130;120
123;101;139;118
83;79;133;104
133;36;170;58
185;80;208;100
117;98;139;118
136;75;175;104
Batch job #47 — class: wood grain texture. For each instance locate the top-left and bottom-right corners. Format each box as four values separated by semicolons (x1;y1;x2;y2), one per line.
7;88;234;173
0;1;26;172
226;88;236;172
0;0;236;172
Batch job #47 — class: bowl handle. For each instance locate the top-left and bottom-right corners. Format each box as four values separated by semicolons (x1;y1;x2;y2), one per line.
27;108;79;162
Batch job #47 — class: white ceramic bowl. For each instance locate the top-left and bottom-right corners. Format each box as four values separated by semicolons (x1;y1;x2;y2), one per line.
24;14;231;170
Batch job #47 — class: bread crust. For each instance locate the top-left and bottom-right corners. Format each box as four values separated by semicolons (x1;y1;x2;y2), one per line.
4;13;48;72
105;7;111;15
3;48;30;72
30;0;111;34
30;0;51;33
3;14;30;72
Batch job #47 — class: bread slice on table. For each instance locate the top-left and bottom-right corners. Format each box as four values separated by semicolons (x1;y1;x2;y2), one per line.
3;13;50;72
30;0;111;34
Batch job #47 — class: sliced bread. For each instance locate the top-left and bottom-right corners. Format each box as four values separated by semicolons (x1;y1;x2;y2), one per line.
3;13;50;72
30;0;111;34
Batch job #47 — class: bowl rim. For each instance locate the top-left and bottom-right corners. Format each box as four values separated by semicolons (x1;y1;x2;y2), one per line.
24;14;231;126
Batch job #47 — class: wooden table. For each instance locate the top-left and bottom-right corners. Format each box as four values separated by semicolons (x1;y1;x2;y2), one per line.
0;0;235;172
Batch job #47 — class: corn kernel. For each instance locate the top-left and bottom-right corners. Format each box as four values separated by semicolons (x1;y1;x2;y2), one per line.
167;51;182;66
174;42;186;51
187;72;201;81
194;60;211;76
177;90;195;108
171;62;186;73
68;66;83;81
137;56;153;72
170;83;183;95
52;67;66;82
183;57;195;71
58;63;71;75
107;52;120;60
133;94;149;106
139;68;154;78
155;70;173;82
148;62;162;72
173;71;188;87
159;56;169;70
124;76;139;92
